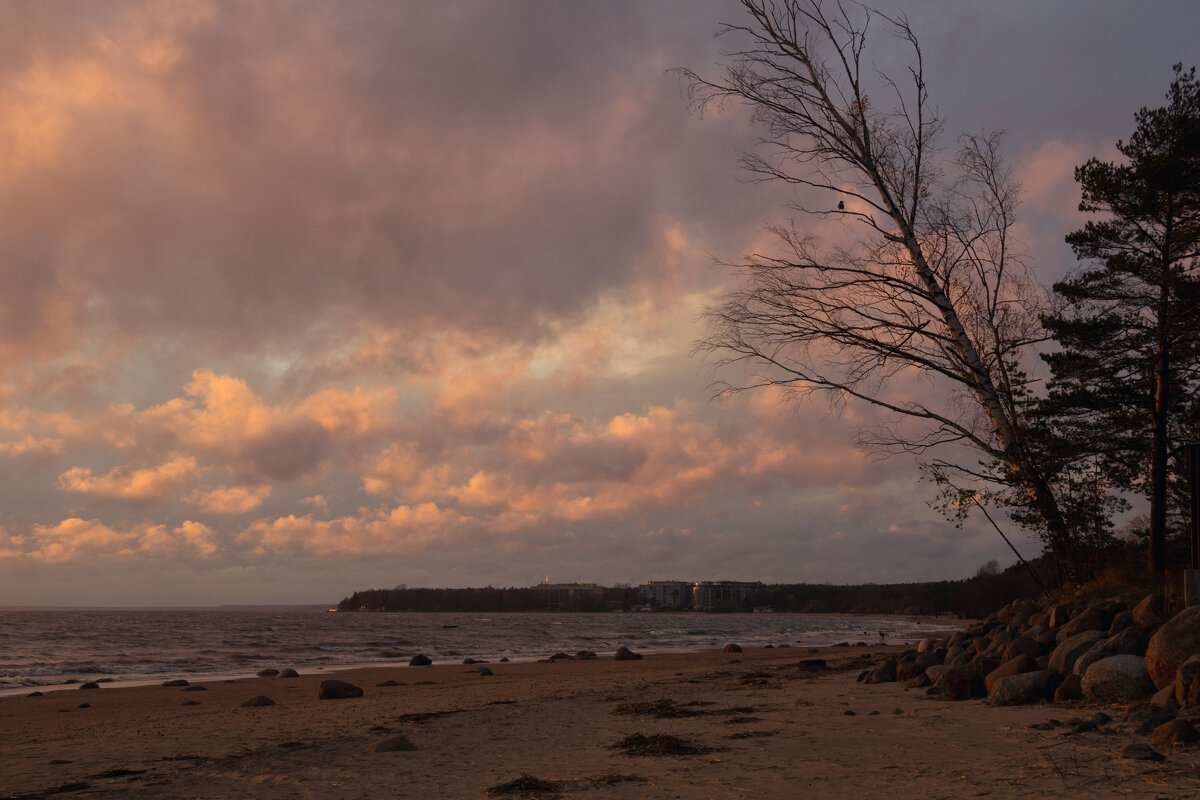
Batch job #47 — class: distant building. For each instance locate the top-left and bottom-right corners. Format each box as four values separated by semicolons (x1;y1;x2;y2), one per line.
637;580;765;611
638;580;692;609
691;580;765;611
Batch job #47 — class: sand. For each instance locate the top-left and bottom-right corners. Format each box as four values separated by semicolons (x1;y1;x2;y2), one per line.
3;645;1199;799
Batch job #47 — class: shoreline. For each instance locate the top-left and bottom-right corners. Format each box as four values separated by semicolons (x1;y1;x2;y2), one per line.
0;611;964;697
3;644;1198;798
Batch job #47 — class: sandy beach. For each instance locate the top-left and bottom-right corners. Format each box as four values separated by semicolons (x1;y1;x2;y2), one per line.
3;645;1199;799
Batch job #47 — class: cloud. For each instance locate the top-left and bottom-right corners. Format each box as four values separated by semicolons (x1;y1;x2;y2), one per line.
57;455;197;503
186;484;272;514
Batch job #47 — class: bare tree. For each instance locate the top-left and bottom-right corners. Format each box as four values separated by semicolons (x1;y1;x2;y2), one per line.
680;0;1079;579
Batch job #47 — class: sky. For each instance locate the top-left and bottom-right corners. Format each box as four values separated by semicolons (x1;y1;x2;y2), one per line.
0;1;1197;606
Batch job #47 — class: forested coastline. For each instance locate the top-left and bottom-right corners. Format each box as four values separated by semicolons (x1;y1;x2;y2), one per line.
338;554;1050;618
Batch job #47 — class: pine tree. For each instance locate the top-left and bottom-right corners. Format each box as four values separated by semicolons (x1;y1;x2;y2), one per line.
1043;64;1200;575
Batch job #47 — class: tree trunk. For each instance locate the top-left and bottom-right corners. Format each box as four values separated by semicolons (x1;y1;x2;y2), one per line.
1150;277;1170;575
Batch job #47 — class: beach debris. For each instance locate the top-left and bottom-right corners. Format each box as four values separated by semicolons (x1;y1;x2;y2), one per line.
182;700;201;706
613;646;642;661
318;679;363;699
612;698;700;718
474;666;494;676
240;695;276;707
256;668;280;677
77;702;90;709
161;679;189;687
723;643;743;653
409;654;432;666
485;774;561;796
727;729;779;739
610;732;711;756
279;668;299;678
375;734;418;753
182;685;207;692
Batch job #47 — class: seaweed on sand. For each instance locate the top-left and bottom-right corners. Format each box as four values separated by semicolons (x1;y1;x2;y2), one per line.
610;733;712;756
485;773;561;796
611;698;701;718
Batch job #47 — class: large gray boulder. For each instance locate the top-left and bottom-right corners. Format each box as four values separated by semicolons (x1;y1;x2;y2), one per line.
1081;655;1155;703
988;670;1056;706
1073;628;1150;677
1048;630;1106;675
1145;605;1200;689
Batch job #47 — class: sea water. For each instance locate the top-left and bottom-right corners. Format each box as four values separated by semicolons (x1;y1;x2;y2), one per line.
0;607;958;694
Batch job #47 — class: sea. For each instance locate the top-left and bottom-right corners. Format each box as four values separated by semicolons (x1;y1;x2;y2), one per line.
0;607;960;695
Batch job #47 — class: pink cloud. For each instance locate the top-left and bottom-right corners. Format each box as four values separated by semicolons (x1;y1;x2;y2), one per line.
57;455;197;503
185;484;271;514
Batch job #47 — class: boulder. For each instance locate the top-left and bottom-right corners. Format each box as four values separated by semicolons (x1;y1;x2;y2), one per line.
1150;718;1200;747
1121;742;1165;761
1056;606;1106;642
1053;673;1083;702
547;652;572;661
574;650;598;661
1128;702;1178;735
375;734;417;752
863;658;898;684
1048;630;1106;675
934;665;985;701
1145;605;1200;689
1108;610;1135;636
925;664;950;683
985;654;1038;695
79;682;100;690
240;695;275;707
318;679;363;700
1002;635;1043;662
256;668;280;677
473;666;493;676
1081;655;1155;703
1047;604;1072;629
1132;594;1166;631
162;679;189;687
614;646;643;661
409;654;432;667
1073;628;1150;677
279;668;299;678
723;643;743;653
1151;683;1180;711
1174;654;1200;707
988;670;1056;706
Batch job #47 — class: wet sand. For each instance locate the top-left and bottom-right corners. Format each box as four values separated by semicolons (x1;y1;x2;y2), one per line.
3;645;1199;799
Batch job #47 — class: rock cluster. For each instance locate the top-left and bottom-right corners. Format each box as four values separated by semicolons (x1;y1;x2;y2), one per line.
859;593;1200;747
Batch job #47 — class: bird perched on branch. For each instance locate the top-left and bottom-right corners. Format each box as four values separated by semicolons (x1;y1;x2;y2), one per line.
837;201;845;210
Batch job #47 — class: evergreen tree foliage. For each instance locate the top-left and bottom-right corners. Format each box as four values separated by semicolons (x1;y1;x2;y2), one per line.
1042;64;1200;574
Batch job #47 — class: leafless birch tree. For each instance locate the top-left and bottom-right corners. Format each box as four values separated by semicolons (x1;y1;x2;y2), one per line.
680;0;1079;579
